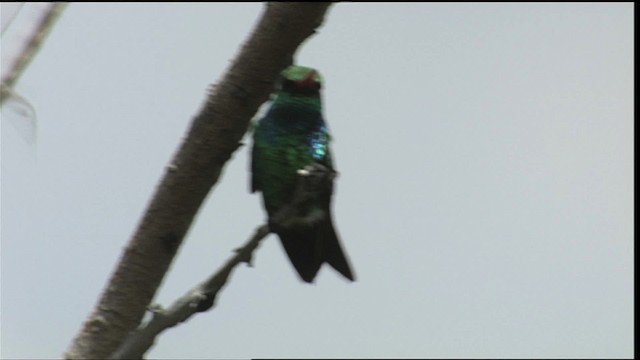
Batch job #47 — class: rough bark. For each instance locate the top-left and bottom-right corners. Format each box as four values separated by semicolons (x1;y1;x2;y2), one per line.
109;164;337;359
64;3;333;359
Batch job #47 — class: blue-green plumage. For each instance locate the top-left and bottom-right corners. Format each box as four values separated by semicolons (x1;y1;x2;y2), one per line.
251;65;354;282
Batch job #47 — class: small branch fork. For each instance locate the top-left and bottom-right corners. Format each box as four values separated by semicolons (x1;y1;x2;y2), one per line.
110;163;334;359
64;4;333;359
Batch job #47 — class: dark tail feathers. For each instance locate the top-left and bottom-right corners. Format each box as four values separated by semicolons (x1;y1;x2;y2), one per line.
277;219;355;283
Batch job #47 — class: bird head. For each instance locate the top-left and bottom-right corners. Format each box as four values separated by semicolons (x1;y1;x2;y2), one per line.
279;65;323;94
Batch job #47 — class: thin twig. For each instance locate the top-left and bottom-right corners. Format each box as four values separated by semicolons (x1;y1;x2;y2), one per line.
64;4;332;358
1;3;25;35
0;3;67;105
110;225;270;360
110;163;334;359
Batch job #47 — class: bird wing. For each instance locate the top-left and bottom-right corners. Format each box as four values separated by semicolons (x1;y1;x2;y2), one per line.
250;141;260;193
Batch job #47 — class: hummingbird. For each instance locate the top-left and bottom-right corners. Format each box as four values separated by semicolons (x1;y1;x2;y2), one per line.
250;65;355;283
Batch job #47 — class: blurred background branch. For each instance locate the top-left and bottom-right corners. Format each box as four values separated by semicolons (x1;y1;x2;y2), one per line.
1;2;67;105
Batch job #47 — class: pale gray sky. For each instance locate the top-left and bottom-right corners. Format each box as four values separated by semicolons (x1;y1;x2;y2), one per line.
1;3;633;359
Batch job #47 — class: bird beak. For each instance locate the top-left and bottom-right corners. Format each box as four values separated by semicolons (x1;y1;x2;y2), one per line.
296;70;317;88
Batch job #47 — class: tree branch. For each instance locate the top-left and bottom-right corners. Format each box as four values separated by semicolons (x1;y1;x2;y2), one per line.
64;3;333;359
110;163;334;359
0;3;67;105
109;225;270;360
